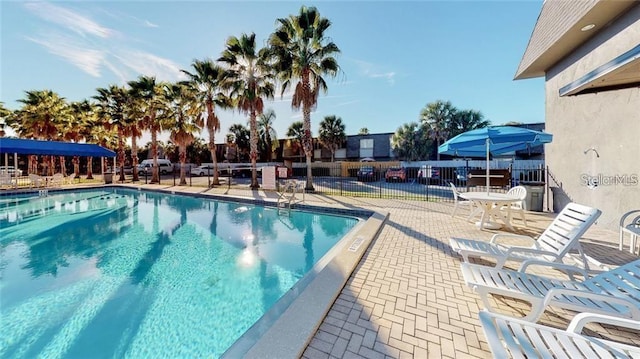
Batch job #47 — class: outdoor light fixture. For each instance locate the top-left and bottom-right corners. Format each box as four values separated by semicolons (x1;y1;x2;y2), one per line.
581;24;596;32
584;147;600;158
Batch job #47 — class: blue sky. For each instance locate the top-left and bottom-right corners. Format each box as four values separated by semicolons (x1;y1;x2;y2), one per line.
1;1;544;143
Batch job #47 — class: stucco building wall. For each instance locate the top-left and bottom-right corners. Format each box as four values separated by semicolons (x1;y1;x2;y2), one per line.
544;5;640;229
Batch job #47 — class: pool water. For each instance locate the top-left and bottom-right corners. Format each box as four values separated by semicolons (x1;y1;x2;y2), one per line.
0;188;359;358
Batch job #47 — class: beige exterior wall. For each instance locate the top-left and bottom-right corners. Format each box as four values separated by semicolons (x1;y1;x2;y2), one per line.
544;5;640;230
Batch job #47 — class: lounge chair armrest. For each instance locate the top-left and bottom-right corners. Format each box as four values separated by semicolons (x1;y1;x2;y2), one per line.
489;233;536;245
504;247;559;260
519;260;589;281
568;312;640;334
543;288;640;319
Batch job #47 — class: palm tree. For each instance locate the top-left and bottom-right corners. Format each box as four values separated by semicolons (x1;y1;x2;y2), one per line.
286;121;304;163
67;100;96;178
269;5;341;190
164;82;203;185
228;123;250;162
358;127;370;135
257;108;278;162
126;79;151;182
420;100;456;160
0;102;12;138
94;85;129;181
451;109;490;138
391;122;430;161
318;115;345;162
181;59;227;186
84;117;114;178
14;90;70;174
218;33;275;189
128;75;166;184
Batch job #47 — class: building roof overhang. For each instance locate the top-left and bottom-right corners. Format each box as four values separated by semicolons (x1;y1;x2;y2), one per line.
515;0;638;80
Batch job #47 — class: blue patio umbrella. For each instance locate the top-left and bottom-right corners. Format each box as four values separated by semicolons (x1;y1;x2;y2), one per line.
438;126;553;194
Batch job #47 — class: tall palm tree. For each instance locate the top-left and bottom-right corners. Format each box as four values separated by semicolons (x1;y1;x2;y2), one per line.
94;85;129;181
257;108;278;162
67;100;96;178
286;121;304;163
269;5;341;190
218;33;275;189
420;100;456;160
164;82;203;185
128;75;166;184
181;59;228;186
318;115;345;162
83;115;114;178
14;90;69;174
126;79;151;182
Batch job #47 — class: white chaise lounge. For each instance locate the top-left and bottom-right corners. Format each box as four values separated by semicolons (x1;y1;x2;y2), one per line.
450;202;601;269
480;310;640;358
461;259;640;321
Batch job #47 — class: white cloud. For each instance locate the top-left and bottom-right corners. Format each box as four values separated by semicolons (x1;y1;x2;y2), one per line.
27;34;104;77
113;50;187;82
24;2;113;39
144;20;159;28
353;59;397;85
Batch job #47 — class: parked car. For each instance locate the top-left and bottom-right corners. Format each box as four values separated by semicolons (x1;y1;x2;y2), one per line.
385;167;407;182
190;165;214;177
0;166;22;177
357;166;377;182
417;165;440;184
455;167;468;183
137;159;173;175
113;166;133;175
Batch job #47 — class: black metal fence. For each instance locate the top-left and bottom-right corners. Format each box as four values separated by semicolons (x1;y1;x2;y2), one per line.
101;160;547;204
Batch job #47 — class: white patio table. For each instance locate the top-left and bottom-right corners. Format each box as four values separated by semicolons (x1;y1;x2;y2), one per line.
459;192;521;230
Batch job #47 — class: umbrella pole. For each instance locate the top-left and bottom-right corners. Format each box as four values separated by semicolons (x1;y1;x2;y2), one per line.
486;138;490;195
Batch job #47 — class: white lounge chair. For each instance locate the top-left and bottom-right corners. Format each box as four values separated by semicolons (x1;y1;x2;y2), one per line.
49;173;65;187
449;182;475;218
0;173;16;189
479;310;640;358
449;202;601;269
461;259;640;321
619;209;640;255
500;185;528;227
28;174;45;188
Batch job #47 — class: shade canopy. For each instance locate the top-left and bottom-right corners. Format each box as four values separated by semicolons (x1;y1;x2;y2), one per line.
438;126;553;157
0;138;116;157
438;126;553;194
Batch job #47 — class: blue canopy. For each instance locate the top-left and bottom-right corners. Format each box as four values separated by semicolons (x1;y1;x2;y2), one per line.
0;138;116;157
438;126;552;193
438;126;553;157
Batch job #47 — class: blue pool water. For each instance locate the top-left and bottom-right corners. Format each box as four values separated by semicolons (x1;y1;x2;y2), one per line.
0;188;359;358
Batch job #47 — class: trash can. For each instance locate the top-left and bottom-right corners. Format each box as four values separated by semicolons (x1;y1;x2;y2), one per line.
104;172;113;184
521;181;545;212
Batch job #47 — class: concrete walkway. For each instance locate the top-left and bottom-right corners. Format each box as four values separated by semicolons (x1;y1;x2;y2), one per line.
119;183;640;358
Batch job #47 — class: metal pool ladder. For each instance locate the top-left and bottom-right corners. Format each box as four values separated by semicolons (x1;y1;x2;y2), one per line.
277;180;304;215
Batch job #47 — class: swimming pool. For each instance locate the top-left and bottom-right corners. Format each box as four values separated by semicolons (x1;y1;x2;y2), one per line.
0;188;360;358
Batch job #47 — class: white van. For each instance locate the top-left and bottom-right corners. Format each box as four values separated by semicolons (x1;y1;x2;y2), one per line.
137;159;173;174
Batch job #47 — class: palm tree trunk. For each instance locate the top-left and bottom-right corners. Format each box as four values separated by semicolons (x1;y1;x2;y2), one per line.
73;156;80;178
118;131;126;182
86;157;94;179
59;156;66;175
207;103;220;186
132;136;139;182
150;127;159;184
179;145;187;185
249;110;259;189
303;105;313;191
